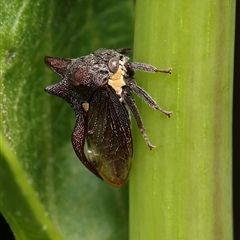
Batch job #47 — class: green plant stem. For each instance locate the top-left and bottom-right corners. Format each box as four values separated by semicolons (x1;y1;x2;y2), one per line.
130;0;235;239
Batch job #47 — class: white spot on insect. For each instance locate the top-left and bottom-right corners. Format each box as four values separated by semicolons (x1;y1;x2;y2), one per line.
108;60;126;96
82;102;89;112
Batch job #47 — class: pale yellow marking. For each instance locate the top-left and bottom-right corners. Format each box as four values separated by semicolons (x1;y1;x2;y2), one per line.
108;67;126;96
82;102;89;112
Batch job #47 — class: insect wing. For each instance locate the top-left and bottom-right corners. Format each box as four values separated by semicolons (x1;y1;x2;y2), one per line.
86;86;133;187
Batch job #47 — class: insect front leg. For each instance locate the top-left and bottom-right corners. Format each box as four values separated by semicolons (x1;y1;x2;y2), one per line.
127;79;172;117
126;62;172;74
71;112;102;179
121;88;155;150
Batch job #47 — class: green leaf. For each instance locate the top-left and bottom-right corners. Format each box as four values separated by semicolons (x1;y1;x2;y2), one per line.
1;0;134;239
130;0;235;239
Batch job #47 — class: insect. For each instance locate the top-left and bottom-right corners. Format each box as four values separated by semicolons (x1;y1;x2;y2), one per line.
44;48;172;187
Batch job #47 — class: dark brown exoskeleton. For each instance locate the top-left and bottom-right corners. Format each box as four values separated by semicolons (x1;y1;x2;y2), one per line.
44;48;172;187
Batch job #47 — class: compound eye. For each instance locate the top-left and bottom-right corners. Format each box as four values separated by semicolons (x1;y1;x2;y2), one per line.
108;58;119;73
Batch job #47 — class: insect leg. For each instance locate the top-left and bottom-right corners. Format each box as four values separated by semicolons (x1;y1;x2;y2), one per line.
72;113;102;179
122;88;155;150
116;48;133;54
126;62;172;74
127;79;172;117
